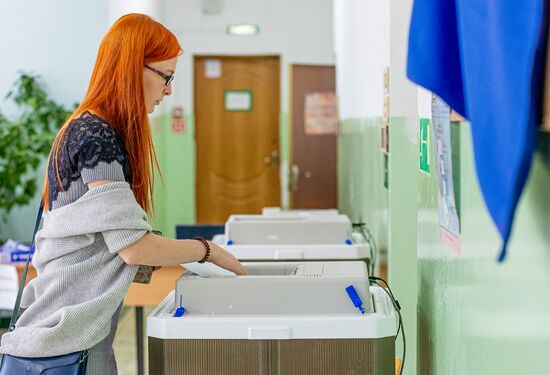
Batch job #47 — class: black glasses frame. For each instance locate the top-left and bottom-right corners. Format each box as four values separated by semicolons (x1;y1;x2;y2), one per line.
144;65;174;86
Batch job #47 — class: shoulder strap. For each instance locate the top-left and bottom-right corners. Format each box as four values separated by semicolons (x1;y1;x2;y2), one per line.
8;203;43;332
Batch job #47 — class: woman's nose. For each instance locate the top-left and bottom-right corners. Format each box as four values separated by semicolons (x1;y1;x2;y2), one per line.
163;83;173;96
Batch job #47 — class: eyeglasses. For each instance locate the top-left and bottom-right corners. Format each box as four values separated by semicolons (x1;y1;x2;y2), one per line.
144;65;174;86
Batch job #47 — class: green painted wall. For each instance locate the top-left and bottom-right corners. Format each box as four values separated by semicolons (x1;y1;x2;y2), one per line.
388;117;418;375
338;117;388;250
279;112;290;209
338;116;419;375
417;120;550;374
340;115;550;374
150;113;196;238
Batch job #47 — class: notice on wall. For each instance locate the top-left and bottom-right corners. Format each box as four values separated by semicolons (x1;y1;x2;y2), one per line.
432;95;461;254
381;67;390;153
419;118;431;174
171;106;186;134
304;92;339;135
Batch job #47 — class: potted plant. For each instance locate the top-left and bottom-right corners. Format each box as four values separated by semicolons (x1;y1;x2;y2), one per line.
0;73;76;240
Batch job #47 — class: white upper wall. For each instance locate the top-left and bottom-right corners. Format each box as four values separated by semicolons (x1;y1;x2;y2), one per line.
0;1;108;118
163;0;335;113
0;0;334;117
108;0;162;25
333;0;390;118
390;0;417;118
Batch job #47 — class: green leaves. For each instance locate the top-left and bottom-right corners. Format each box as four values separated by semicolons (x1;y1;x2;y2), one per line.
0;73;76;216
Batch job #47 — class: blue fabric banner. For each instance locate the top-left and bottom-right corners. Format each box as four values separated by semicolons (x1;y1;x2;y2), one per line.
407;0;548;261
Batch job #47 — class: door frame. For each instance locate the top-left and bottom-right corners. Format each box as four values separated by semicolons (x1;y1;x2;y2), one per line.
287;63;337;209
193;54;282;222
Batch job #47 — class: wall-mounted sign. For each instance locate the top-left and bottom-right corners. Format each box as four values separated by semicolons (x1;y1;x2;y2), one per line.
431;95;461;254
205;59;221;78
419;118;430;174
381;67;390;153
304;91;339;135
224;90;253;111
171;106;185;134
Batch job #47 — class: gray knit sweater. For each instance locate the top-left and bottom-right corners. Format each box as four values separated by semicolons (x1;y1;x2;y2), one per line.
0;181;151;357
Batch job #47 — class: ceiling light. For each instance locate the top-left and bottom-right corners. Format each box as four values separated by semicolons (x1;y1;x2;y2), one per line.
227;24;259;36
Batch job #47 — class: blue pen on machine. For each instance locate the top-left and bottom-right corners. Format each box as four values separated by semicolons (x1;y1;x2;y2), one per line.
173;294;186;317
345;285;365;314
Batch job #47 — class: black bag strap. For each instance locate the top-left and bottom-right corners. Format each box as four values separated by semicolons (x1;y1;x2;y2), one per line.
8;202;43;332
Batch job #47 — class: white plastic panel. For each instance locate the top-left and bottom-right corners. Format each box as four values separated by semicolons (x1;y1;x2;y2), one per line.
176;261;371;315
225;214;352;245
147;286;398;340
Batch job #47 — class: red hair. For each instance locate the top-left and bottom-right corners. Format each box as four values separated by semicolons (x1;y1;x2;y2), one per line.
42;13;181;214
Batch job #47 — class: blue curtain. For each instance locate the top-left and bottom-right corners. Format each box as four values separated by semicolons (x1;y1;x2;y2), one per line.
407;0;548;261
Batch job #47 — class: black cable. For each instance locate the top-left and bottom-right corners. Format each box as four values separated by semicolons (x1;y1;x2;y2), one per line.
369;276;406;375
363;226;378;275
352;223;378;275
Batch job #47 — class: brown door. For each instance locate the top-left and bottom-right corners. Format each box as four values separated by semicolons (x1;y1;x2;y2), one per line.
289;64;337;208
195;56;280;223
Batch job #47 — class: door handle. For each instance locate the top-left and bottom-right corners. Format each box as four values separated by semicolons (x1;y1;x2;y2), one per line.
263;150;280;169
290;164;300;192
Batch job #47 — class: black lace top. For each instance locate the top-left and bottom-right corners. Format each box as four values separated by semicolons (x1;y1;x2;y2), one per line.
47;111;131;206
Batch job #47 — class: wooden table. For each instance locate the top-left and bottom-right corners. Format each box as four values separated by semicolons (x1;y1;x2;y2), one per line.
10;263;183;375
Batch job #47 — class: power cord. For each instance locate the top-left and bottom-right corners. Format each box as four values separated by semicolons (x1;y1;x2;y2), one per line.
352;222;378;276
369;276;405;375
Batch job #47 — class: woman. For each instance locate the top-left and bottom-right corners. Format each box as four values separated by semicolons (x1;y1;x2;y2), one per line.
0;13;246;374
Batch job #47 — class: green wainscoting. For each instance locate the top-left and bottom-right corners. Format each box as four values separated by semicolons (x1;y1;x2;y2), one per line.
338;117;389;251
417;120;550;374
338;116;418;374
150;114;196;238
388;117;418;375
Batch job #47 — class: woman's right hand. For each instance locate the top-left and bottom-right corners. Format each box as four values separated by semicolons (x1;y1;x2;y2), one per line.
207;242;248;275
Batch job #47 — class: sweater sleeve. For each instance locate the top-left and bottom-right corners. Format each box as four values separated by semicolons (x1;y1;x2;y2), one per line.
102;228;150;254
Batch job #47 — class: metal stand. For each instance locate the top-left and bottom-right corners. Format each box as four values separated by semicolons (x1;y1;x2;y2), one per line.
136;306;144;375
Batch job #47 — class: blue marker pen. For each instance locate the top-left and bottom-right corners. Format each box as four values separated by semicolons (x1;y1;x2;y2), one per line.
345;285;365;314
173;294;186;317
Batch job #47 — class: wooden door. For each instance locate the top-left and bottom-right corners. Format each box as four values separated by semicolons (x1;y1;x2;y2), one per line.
289;64;337;208
195;56;280;223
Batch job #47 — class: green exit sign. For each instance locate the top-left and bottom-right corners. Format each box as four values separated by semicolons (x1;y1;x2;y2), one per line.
419;118;431;174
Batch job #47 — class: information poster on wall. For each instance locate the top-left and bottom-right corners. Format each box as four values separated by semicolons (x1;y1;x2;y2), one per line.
431;95;461;253
381;67;390;153
171;106;186;134
304;92;339;135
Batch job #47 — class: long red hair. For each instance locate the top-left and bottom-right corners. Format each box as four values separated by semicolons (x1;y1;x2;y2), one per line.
42;13;181;214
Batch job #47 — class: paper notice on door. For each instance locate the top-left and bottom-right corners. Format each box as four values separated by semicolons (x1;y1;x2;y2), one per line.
431;95;461;254
0;264;18;310
224;90;253;111
304;92;339;135
205;59;221;78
